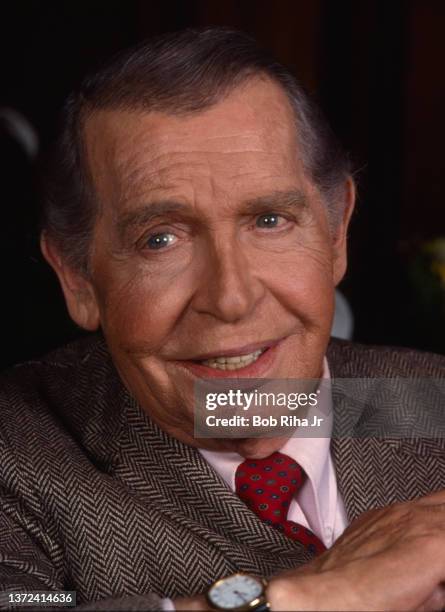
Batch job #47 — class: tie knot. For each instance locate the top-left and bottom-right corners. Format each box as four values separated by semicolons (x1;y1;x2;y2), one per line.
235;452;305;526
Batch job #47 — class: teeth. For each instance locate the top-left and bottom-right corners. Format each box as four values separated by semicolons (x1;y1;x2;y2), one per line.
201;349;264;370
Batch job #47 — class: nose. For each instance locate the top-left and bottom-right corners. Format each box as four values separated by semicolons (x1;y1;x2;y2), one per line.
191;236;265;323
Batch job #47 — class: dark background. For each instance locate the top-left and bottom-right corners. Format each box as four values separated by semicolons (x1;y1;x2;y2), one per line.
1;0;444;371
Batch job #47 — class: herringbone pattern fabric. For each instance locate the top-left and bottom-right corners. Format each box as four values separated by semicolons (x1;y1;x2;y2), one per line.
0;333;443;610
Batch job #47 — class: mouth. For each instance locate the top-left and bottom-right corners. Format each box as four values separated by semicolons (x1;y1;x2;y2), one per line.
199;348;265;370
173;338;285;378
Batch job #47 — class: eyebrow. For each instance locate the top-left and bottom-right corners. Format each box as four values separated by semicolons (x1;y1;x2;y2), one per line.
116;189;309;242
242;189;309;215
117;200;188;242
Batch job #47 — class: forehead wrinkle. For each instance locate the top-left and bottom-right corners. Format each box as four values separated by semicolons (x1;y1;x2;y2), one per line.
113;130;270;183
118;149;291;203
112;142;160;196
92;101;303;217
151;131;267;151
118;161;213;208
113;124;285;175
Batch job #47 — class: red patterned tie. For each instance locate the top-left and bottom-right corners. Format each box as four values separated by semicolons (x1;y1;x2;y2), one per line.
235;451;326;555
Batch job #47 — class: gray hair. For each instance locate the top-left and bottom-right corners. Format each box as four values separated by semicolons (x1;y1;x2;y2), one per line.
42;27;351;273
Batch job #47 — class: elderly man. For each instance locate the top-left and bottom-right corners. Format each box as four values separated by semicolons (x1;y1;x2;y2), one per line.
1;28;444;611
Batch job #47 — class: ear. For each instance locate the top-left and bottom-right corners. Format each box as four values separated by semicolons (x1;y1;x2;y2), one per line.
40;232;100;331
332;177;356;286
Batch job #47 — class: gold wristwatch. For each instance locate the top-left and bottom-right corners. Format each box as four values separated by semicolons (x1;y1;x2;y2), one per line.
206;573;270;611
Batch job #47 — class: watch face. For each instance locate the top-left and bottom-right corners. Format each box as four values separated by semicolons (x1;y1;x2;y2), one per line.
208;574;263;610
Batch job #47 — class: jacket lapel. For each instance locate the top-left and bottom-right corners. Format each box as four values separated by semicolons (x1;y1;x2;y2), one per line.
332;434;445;523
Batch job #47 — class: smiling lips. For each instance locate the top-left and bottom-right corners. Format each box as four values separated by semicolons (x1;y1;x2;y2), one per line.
174;337;286;378
200;349;265;370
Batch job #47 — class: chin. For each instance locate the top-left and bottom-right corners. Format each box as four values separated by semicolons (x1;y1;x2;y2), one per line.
231;437;289;459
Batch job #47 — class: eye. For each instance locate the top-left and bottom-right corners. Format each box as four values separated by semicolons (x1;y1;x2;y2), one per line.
146;232;177;250
255;213;285;228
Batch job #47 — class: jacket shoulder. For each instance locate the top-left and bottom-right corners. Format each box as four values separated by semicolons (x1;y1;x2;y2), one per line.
0;333;109;407
0;334;122;467
327;338;445;378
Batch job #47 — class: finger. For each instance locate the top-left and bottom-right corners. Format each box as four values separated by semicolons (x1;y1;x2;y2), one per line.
414;488;445;506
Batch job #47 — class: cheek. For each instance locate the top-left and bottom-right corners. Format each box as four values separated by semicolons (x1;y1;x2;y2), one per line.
93;258;198;353
252;236;335;318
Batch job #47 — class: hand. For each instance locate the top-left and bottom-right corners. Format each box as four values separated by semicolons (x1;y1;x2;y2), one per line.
174;594;208;610
267;488;445;611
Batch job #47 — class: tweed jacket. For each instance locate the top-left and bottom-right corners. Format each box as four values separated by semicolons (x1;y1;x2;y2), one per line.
0;334;444;610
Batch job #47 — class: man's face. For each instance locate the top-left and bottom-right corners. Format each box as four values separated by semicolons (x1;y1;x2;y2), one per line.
53;78;351;457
